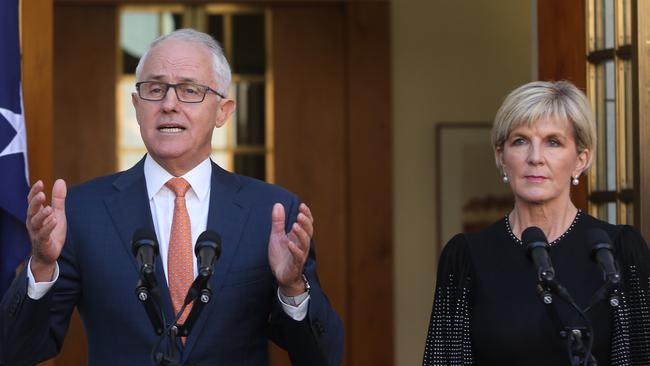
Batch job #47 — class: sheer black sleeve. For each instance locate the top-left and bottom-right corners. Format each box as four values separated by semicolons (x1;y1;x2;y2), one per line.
610;225;650;366
423;234;475;366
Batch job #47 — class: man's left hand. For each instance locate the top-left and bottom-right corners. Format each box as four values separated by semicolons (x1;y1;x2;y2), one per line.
268;202;313;297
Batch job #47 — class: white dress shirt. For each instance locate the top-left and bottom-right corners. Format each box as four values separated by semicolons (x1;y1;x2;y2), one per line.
27;155;309;320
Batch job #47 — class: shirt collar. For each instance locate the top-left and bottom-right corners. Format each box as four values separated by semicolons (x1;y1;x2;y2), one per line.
144;154;212;202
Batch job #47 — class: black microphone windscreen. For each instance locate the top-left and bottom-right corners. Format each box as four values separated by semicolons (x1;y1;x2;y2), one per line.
522;226;548;246
522;226;550;262
131;228;158;256
196;230;222;258
587;228;614;257
197;230;221;245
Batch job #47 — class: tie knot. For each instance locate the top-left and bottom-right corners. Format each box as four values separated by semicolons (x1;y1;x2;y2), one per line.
165;177;191;197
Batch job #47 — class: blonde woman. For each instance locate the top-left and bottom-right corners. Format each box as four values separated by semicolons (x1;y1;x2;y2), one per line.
423;81;650;365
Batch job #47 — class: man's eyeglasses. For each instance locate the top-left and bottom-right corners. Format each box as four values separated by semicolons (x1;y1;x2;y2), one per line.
135;81;226;103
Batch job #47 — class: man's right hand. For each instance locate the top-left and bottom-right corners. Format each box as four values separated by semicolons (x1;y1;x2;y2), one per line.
26;179;67;282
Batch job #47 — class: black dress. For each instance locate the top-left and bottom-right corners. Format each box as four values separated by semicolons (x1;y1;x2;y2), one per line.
423;212;650;365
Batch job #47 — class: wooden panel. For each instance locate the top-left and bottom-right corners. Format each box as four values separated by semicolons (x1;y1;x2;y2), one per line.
48;5;118;365
24;1;56;364
271;4;348;365
346;2;393;366
538;0;588;210
635;0;650;239
54;5;117;186
22;0;54;189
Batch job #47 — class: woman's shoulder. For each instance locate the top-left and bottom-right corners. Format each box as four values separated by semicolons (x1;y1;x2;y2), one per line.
437;233;472;275
579;213;644;242
438;218;508;271
579;213;649;263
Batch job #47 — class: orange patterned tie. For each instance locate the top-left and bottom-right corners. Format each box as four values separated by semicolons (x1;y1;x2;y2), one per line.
165;177;193;326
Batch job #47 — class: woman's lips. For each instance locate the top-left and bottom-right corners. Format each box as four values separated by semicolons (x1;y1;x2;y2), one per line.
525;175;547;183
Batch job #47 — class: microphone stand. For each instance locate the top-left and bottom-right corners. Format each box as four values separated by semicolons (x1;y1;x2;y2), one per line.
134;254;166;333
177;281;212;338
535;277;598;366
147;275;213;366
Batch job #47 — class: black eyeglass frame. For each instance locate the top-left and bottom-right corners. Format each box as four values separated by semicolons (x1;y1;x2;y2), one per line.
135;81;227;103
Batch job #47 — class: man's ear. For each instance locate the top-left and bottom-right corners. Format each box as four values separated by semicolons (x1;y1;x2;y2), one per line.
215;98;236;128
131;93;141;126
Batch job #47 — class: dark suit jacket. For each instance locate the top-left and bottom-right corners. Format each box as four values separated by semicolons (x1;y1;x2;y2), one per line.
0;159;343;366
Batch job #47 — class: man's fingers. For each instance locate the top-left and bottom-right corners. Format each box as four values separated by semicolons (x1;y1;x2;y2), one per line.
51;179;67;212
41;214;57;236
271;203;286;234
287;240;307;266
35;215;56;244
291;223;310;250
27;191;46;219
299;203;314;224
30;206;52;231
296;213;314;238
27;180;44;203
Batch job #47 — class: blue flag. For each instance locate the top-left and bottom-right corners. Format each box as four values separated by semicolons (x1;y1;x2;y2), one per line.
0;0;31;296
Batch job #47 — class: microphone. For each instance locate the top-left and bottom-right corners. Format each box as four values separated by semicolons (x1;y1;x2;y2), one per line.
523;226;555;283
523;226;576;305
195;230;222;279
587;228;621;284
132;228;159;285
184;230;222;305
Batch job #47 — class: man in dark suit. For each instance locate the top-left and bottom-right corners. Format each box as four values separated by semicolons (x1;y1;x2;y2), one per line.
0;29;343;365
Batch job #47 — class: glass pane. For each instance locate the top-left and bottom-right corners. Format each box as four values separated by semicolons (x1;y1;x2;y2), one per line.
119;150;147;172
605;60;616;191
232;14;265;74
207;15;224;45
234;81;265;146
211;151;231;171
604;0;614;49
593;0;603;50
118;77;143;149
623;0;632;45
120;11;182;74
234;154;265;181
595;202;617;224
593;0;615;50
623;60;634;189
593;61;617;191
211;126;229;150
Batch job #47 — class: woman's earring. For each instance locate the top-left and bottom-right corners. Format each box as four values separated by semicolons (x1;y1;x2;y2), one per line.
502;173;509;184
572;176;579;186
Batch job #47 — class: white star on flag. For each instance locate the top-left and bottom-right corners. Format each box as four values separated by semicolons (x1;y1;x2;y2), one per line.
0;86;28;184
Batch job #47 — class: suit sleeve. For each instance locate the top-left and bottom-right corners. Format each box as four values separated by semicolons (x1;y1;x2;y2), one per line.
268;193;344;366
0;226;81;366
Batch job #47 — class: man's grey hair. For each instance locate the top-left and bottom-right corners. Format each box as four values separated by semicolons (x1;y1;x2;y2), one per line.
135;28;232;96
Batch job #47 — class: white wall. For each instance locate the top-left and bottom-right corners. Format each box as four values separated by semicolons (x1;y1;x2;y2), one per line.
391;1;534;364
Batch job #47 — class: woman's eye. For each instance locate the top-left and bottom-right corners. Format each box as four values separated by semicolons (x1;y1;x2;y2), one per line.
548;139;560;147
512;138;526;145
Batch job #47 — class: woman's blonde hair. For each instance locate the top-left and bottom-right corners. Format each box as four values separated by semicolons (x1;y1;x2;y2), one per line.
491;80;596;172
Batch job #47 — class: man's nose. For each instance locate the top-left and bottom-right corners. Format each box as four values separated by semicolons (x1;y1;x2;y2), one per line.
161;86;179;111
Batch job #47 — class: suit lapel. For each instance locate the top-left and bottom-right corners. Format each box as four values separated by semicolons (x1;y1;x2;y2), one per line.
183;162;250;360
103;157;175;321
